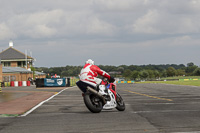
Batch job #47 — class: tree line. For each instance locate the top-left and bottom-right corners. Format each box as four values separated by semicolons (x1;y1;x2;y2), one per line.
35;62;200;80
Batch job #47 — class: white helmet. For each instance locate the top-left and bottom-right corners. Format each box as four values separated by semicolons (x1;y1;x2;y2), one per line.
85;59;94;65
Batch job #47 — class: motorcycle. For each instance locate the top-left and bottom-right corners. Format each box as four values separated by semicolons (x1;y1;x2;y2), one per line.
78;80;125;113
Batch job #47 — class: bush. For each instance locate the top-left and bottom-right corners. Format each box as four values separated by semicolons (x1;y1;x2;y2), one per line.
193;68;200;76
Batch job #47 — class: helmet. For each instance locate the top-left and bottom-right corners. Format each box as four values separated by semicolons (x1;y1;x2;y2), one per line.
85;59;94;65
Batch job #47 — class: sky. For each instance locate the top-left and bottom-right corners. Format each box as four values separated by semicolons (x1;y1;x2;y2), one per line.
0;0;200;67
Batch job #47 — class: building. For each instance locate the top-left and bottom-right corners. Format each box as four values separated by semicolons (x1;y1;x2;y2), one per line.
0;41;33;69
0;41;46;82
2;67;33;82
0;64;2;81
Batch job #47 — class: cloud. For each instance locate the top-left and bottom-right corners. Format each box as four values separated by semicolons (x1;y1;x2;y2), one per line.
125;0;200;35
86;17;116;35
92;0;145;11
132;10;160;34
7;9;64;38
2;0;200;40
4;8;117;40
0;23;16;40
1;0;200;66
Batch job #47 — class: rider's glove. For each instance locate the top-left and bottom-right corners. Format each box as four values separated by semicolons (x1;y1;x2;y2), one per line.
108;76;115;83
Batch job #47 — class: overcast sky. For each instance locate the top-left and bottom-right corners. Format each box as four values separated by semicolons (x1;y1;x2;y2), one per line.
0;0;200;67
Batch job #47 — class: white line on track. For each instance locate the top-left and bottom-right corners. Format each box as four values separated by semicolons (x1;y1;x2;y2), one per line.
132;110;200;114
171;131;200;133
20;87;73;117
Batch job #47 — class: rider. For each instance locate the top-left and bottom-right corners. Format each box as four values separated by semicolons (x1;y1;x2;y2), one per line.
76;59;115;93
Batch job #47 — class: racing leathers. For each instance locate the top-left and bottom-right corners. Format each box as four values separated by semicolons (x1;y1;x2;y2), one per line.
76;63;115;92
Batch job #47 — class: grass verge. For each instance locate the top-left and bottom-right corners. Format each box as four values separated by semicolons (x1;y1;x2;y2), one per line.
136;80;200;86
161;76;200;80
0;114;19;117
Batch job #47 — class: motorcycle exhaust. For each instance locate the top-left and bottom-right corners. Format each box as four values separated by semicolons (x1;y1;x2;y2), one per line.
87;86;106;105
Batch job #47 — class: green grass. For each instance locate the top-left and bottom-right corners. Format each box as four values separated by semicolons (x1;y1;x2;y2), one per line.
0;114;19;117
137;80;200;86
161;76;200;80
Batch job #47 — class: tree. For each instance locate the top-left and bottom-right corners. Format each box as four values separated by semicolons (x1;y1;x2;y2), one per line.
187;62;194;67
154;70;160;79
123;69;132;79
185;63;198;75
140;70;149;80
166;67;176;77
176;69;185;76
31;67;36;79
193;67;200;76
61;71;69;77
161;70;167;78
35;63;197;78
147;70;154;79
117;67;124;73
131;70;140;80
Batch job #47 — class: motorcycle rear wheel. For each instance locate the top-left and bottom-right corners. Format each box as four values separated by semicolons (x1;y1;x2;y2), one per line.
116;93;125;111
84;92;103;113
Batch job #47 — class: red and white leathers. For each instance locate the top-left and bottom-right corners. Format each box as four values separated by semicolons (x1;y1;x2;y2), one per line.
79;63;111;87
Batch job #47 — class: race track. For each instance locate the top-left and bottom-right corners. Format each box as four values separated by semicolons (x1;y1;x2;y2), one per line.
1;83;200;133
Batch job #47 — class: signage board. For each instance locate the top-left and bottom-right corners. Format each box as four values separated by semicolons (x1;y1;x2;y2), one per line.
44;78;66;87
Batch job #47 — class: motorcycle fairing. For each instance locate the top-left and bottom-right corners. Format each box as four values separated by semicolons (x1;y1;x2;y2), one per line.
103;89;117;109
98;83;118;110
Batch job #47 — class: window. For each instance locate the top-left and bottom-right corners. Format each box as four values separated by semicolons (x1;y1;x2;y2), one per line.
18;61;22;67
3;76;10;82
3;62;11;67
11;76;16;81
23;61;26;67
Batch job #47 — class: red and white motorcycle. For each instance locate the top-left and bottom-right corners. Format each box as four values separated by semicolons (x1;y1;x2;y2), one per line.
82;80;125;113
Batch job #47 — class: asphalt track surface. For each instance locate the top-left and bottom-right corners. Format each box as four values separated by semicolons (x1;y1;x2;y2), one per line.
1;83;200;133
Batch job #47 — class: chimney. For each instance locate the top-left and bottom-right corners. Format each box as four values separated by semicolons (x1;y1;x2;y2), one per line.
9;40;13;48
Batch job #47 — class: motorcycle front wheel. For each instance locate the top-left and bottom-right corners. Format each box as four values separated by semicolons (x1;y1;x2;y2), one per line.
83;92;103;113
116;93;125;111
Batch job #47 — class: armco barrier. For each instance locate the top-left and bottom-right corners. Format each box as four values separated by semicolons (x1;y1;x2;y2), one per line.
1;82;4;87
5;82;11;87
14;81;18;87
179;79;200;81
70;77;79;87
36;78;44;87
18;81;22;86
10;81;14;87
27;81;30;86
22;81;27;86
66;78;70;87
2;81;32;87
117;80;134;83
